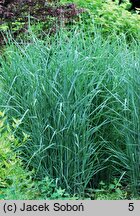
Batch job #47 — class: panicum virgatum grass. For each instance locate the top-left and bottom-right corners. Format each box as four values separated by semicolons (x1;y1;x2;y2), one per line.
0;30;140;195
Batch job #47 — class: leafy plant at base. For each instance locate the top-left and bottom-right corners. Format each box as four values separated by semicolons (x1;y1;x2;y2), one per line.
93;179;127;200
0;111;33;199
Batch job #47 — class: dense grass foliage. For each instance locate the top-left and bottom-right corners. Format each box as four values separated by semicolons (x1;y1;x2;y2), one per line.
0;30;140;196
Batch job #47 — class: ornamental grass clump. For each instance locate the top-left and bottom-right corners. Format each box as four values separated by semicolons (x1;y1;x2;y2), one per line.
0;30;140;195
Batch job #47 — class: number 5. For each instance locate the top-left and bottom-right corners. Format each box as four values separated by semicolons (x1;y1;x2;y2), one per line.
128;203;134;211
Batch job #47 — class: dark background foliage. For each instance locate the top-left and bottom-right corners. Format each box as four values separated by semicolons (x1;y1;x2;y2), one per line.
0;0;85;45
